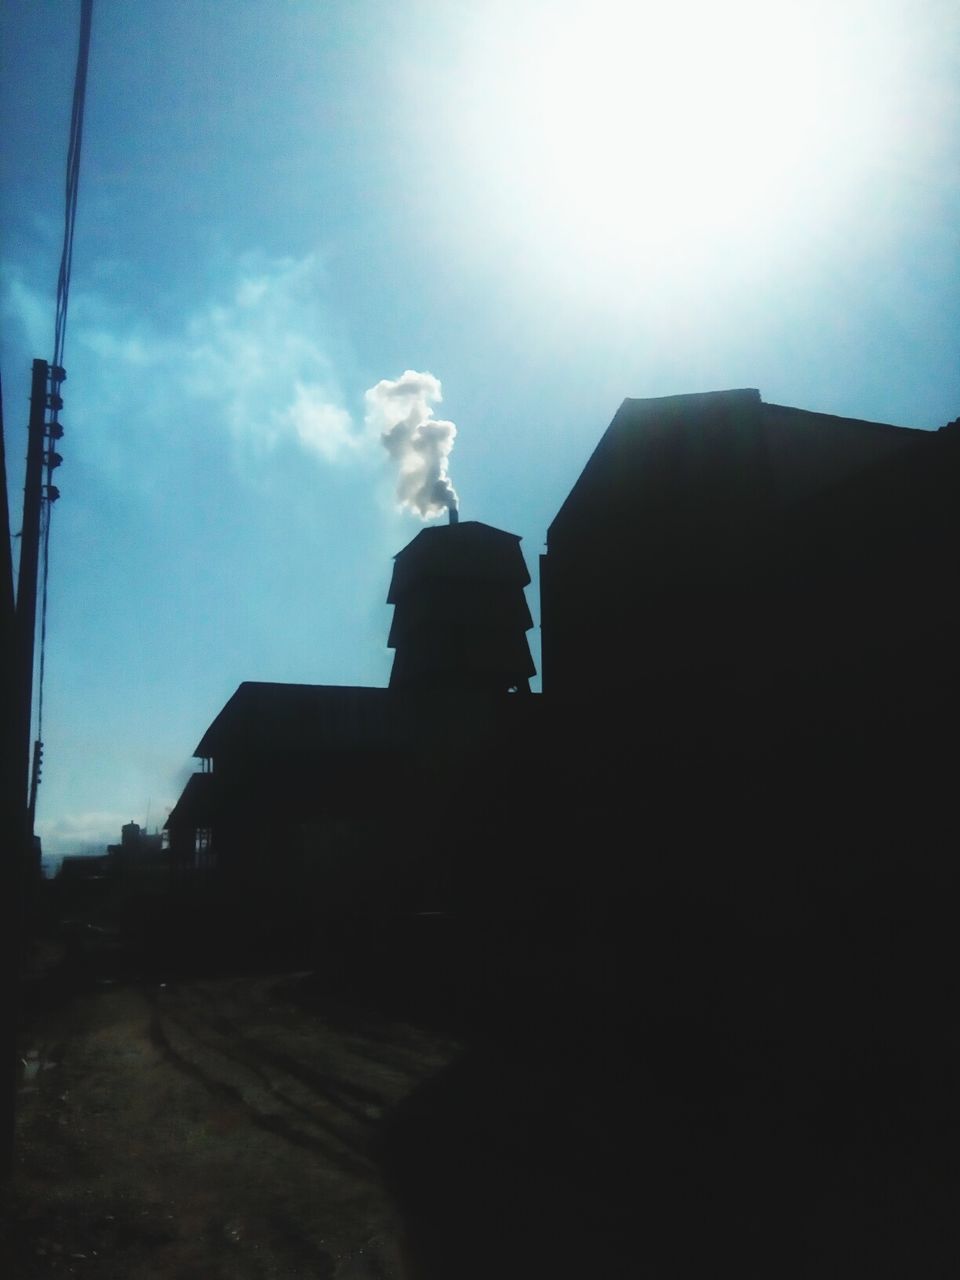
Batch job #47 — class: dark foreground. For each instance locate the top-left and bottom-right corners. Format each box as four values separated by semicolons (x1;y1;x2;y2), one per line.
5;860;960;1279
4;950;460;1279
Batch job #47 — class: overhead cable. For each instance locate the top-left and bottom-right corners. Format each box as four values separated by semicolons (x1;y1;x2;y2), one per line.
36;0;94;751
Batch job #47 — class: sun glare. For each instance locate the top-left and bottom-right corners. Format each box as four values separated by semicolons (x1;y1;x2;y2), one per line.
528;7;830;232
435;0;914;299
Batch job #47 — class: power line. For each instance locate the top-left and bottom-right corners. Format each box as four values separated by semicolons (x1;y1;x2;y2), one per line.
54;0;94;374
35;0;94;752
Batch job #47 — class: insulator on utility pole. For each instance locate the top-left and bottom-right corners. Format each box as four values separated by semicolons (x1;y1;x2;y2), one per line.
28;740;43;824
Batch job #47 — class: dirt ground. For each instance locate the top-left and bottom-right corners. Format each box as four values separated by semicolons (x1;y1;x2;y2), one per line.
7;883;960;1278
3;956;462;1280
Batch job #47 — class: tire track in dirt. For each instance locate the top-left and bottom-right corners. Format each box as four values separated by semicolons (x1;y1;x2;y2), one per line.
148;1007;375;1180
168;1001;389;1126
191;976;458;1083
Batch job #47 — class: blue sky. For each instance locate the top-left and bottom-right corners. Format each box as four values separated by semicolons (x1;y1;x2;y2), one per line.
2;0;958;855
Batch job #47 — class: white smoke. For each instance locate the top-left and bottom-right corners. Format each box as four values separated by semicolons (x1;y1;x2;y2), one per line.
364;370;459;519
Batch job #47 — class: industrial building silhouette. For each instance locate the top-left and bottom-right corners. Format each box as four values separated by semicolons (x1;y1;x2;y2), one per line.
162;384;960;1085
165;520;540;914
167;386;958;919
162;388;959;1272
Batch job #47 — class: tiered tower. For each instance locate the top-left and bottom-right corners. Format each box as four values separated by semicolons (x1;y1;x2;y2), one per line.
387;520;535;693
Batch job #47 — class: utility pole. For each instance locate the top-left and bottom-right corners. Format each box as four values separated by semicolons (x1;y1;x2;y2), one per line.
2;359;58;1176
3;0;92;1177
15;361;52;816
1;372;23;1176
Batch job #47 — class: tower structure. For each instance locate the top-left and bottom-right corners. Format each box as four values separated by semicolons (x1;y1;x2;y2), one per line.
387;520;535;693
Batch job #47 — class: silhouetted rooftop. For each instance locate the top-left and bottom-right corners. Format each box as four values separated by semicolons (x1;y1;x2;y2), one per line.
193;681;541;760
388;521;530;604
548;388;928;548
164;771;216;828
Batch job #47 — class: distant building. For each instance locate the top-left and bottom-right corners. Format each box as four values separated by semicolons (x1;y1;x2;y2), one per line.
56;853;112;885
107;820;163;862
56;821;163;885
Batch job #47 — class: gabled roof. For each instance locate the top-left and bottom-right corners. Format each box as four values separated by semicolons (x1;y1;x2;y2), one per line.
547;389;927;548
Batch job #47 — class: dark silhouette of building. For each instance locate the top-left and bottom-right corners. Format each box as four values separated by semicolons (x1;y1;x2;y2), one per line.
55;853;112;886
165;522;541;934
388;520;534;693
161;388;960;1274
542;388;955;708
538;389;958;908
167;387;958;914
107;821;163;859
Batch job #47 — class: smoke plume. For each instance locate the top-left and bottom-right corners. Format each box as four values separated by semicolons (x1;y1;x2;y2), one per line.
364;370;458;519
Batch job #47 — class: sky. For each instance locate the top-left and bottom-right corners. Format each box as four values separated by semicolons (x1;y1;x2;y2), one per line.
2;0;958;857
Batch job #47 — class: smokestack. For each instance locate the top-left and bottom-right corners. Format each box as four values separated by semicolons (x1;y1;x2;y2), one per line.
448;504;459;526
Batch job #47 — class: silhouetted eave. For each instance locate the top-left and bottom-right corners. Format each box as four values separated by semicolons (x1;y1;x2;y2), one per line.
388;521;530;603
192;680;543;765
164;771;217;829
387;585;533;648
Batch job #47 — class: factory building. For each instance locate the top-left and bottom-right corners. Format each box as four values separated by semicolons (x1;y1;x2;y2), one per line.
166;388;958;926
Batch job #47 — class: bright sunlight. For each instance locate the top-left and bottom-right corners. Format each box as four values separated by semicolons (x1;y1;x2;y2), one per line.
430;0;921;297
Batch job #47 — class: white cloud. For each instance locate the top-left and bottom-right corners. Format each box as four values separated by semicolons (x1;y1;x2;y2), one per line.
180;253;359;466
275;380;356;460
2;251;363;480
0;264;52;355
81;329;159;366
